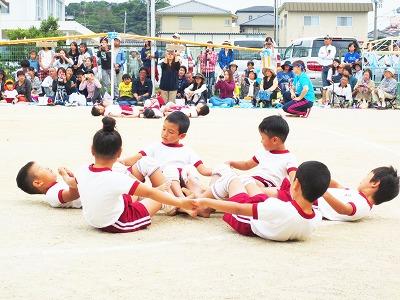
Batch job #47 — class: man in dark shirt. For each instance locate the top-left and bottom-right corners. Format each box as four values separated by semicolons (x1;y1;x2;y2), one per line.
97;37;111;90
133;67;153;105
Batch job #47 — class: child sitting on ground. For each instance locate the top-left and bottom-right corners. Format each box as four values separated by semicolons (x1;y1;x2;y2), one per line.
184;73;208;105
227;115;297;188
16;162;81;208
118;74;135;105
315;166;399;221
73;117;195;233
1;80;18;103
194;161;331;241
162;101;210;118
121;112;212;213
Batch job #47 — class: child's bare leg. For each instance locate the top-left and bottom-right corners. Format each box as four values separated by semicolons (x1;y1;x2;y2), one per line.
185;177;204;197
148;169;167;187
140;198;162;216
227;177;247;198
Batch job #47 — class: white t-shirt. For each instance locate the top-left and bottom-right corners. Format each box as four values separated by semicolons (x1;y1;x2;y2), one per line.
140;142;202;171
327;83;353;101
318;45;337;67
76;164;140;228
163;103;199;118
45;182;82;208
39;50;55;69
41;76;54;88
244;197;321;241
252;150;298;187
316;188;373;221
3;89;18;99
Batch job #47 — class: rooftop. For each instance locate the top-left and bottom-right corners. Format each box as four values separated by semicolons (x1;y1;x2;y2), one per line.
240;13;275;27
157;0;232;16
235;6;274;13
279;1;373;13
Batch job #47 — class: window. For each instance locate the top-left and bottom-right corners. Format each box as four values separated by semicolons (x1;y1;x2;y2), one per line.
36;0;44;20
0;0;10;13
304;16;319;26
337;16;352;27
56;0;63;19
179;17;192;30
47;0;54;17
225;19;231;26
249;15;253;21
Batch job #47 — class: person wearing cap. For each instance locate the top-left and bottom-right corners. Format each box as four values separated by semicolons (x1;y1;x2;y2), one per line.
218;41;234;71
184;73;208;105
1;79;18;103
199;41;218;98
318;36;337;100
277;61;295;96
127;49;142;79
283;60;315;117
97;37;112;91
240;69;259;103
257;67;278;107
372;67;398;108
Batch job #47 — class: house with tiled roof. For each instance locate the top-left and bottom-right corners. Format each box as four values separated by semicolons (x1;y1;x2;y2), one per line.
235;6;274;27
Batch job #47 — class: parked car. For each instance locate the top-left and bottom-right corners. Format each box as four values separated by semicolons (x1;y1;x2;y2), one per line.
282;37;360;89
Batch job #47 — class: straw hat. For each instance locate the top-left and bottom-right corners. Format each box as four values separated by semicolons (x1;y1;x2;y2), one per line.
262;67;276;75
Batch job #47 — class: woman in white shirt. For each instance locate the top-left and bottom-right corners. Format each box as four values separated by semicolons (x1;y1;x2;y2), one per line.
53;49;73;70
38;47;55;81
184;73;208;105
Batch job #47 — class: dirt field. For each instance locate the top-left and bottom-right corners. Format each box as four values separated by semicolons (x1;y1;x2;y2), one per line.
1;105;399;299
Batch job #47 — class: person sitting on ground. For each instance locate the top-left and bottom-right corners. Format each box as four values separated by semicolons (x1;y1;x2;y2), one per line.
283;60;315;117
322;59;341;105
342;64;357;91
315;166;398;222
75;70;87;97
258;67;278;107
15;60;31;81
240;69;260;103
1;79;18;103
41;67;57;99
185;72;194;86
79;70;102;104
331;63;344;84
118;74;135;105
353;62;363;81
82;57;98;75
372;67;398;108
52;67;73;105
133;67;153;105
209;70;236;107
53;49;73;70
184;73;208;105
27;67;42;101
176;66;189;100
243;61;255;78
15;70;32;103
325;75;353;107
344;42;361;65
277;61;295;98
353;69;375;108
229;61;240;86
16;162;81;208
162;101;210;118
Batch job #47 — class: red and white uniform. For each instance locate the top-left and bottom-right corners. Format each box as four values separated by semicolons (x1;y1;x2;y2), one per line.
104;104;138;117
251;149;298;187
45;182;81;208
3;89;18;103
76;164;150;233
144;99;163;118
224;193;321;241
163;102;198;118
316;188;373;221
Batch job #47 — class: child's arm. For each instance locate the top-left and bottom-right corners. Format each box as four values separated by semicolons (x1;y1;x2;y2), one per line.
196;163;212;176
120;153;143;166
227;158;258;171
288;170;297;183
58;167;80;202
322;191;354;216
135;183;196;211
196;198;253;217
329;179;344;189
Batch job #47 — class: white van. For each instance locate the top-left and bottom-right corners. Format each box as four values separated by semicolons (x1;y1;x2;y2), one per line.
282;37;360;88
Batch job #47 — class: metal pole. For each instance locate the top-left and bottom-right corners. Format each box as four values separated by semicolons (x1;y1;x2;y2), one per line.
124;11;127;34
150;0;156;95
111;35;115;99
147;0;151;36
274;0;278;44
374;1;378;40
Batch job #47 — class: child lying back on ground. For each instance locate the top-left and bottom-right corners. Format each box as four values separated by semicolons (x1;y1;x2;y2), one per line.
92;98;162;119
16;162;81;208
162;102;210;118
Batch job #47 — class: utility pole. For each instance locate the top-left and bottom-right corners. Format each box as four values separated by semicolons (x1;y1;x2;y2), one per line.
373;0;383;40
123;10;127;33
274;0;279;45
150;0;156;94
147;0;151;36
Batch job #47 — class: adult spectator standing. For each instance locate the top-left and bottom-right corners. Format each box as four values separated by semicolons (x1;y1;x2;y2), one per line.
318;36;336;101
113;37;126;89
218;41;234;72
68;42;81;74
141;40;159;81
133;67;153;104
260;37;279;70
38;47;55;81
97;37;112;91
159;50;180;102
199;41;218;98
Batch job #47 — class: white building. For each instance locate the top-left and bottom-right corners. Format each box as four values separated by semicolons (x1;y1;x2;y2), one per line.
0;0;94;40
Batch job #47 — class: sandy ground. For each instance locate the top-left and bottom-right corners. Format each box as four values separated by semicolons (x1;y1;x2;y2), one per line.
1;105;400;300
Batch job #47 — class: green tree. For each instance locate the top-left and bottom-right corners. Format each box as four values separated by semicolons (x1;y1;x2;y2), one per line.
5;16;61;40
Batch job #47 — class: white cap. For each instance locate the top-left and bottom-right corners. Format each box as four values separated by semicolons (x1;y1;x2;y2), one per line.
385;67;395;76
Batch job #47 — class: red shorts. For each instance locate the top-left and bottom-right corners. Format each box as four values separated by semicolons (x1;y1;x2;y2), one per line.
101;194;151;233
223;193;268;236
277;178;293;202
252;176;276;187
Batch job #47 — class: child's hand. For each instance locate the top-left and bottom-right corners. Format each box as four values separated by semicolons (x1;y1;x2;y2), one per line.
179;197;198;211
58;167;78;189
225;161;233;167
193;198;208;209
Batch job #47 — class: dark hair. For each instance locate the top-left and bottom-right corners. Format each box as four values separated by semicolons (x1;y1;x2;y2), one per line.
296;161;331;202
348;42;358;52
362;68;372;79
57;48;70;63
143;108;156;118
16;161;40;194
248;70;257;79
122;74;131;81
343;64;353;76
91;106;102;116
0;69;6;78
29;49;37;55
330;58;341;73
79;42;88;53
370;166;399;205
139;67;148;75
198;104;210;116
69;41;78;55
292;60;306;72
179;66;187;74
76;69;84;76
247;61;255;67
57;67;66;75
20;60;30;68
92;117;122;158
16;70;25;77
258;115;289;142
265;36;273;43
165;111;190;134
86;69;94;75
224;69;234;82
